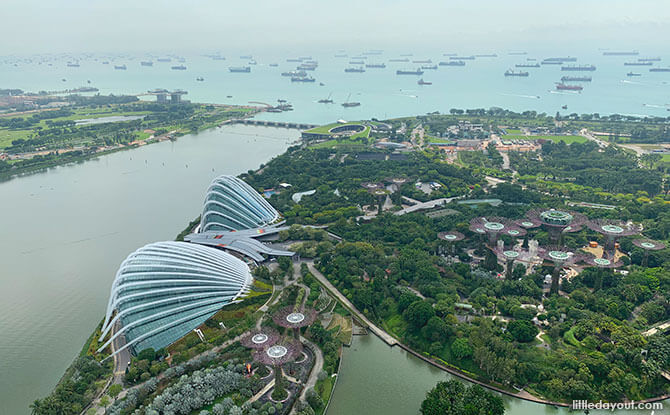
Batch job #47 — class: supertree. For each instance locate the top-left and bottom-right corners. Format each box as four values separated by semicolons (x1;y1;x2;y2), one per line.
253;336;303;401
586;219;641;259
525;209;588;245
241;327;280;350
633;238;666;267
469;217;526;245
273;306;317;339
538;246;589;295
584;256;623;269
437;231;465;255
493;246;534;280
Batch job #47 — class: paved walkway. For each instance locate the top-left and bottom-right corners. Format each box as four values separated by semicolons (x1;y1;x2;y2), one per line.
305;261;397;346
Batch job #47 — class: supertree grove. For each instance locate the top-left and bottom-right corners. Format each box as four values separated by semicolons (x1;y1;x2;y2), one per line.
240;327;280;350
469;217;526;245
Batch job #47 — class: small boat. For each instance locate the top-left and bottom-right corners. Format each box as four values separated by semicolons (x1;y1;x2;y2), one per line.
269;63;279;67
562;105;568;109
341;93;360;107
417;78;432;85
171;65;187;70
114;64;127;70
196;77;204;81
627;72;641;77
318;93;334;103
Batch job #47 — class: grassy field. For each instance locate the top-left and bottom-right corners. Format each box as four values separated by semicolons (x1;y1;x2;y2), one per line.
504;134;587;144
662;154;670;162
503;128;523;134
304;121;365;136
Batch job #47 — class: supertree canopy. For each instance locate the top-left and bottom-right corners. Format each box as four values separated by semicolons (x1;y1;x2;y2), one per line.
252;336;303;367
584;256;623;269
525;209;587;244
273;306;317;338
469;217;526;245
252;336;303;400
538;246;588;295
438;231;465;242
587;219;641;258
633;238;666;267
241;327;280;350
493;246;534;279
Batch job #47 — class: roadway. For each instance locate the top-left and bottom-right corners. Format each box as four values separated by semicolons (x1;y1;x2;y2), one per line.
111;320;131;384
304;261;397;346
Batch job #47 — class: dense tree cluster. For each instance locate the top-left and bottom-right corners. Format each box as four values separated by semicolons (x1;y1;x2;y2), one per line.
420;379;504;415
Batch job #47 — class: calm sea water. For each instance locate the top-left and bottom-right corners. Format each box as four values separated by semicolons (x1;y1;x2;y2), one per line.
0;125;294;414
2;49;670;125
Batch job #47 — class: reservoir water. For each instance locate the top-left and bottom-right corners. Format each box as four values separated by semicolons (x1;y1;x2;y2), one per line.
0;125;295;414
328;335;664;415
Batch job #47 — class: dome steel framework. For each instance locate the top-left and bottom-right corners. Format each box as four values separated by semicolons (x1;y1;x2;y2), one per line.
98;241;253;357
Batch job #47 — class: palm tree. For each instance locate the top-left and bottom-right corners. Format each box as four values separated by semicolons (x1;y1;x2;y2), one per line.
29;399;42;415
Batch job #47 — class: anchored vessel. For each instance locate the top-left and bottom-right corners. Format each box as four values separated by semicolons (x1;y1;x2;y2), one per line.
439;60;465;66
291;76;315;82
344;67;365;73
504;70;529;77
560;76;592;82
603;51;639;56
341;93;360;107
556;83;583;91
140;61;153;66
624;61;652;66
396;69;424;75
171;65;187;70
365;63;386;68
627;72;642;77
515;63;540;68
562;64;596;71
229;66;251;73
114;64;127;70
650;67;670;72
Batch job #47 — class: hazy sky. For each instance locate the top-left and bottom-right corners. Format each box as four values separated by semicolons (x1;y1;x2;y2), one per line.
3;0;670;55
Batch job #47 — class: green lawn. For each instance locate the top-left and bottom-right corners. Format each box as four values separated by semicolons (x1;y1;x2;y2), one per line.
504;134;587;144
503;128;523;134
304;121;366;136
661;154;670;162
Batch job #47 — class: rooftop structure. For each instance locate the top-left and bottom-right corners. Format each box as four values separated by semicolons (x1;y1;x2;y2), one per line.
200;175;280;233
98;241;253;357
493;246;535;279
185;227;294;263
584;256;623;269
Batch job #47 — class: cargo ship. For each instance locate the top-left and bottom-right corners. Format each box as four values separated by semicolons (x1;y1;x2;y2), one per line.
344;67;365;73
269;63;279;67
556;83;583;91
334;54;348;58
508;51;527;55
396;69;424;75
561;76;592;82
318;93;334;104
349;60;365;65
229;66;251;73
515;63;540;68
282;70;307;77
211;56;226;60
171;65;187;70
114;64;127;70
291;76;315;82
417;79;432;85
650;67;670;72
450;56;475;60
140;61;153;66
297;64;317;71
638;57;661;62
286;58;302;62
421;65;438;70
475;54;498;58
239;55;252;59
624;61;652;66
504;70;529;77
389;58;409;62
603;51;639;56
67;62;80;67
561;64;596;71
156;58;171;62
365;63;386;68
439;61;465;66
627;72;641;77
541;60;563;65
413;59;432;63
545;57;577;62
